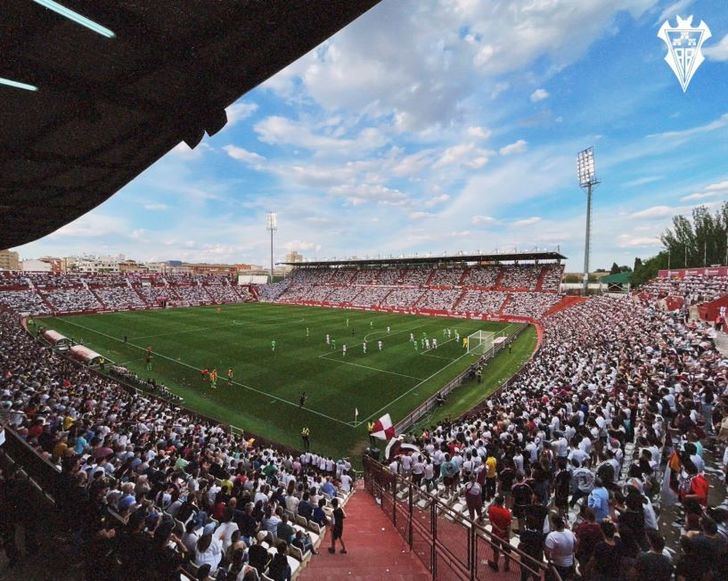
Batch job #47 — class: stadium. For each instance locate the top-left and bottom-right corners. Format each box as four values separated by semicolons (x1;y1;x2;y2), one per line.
1;2;727;581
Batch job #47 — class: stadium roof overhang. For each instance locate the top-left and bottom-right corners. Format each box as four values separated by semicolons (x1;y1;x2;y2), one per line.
281;251;567;268
0;0;382;249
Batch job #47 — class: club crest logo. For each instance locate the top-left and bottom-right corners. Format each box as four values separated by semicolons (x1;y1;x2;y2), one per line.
657;15;711;92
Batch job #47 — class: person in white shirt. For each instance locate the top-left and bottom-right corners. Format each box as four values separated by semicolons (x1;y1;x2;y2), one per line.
195;529;226;574
544;515;576;577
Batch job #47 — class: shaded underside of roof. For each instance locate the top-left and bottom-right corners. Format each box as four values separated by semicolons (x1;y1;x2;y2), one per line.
0;0;381;249
281;251;568;267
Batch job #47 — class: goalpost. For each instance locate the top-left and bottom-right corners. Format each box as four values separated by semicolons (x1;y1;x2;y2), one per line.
466;329;495;356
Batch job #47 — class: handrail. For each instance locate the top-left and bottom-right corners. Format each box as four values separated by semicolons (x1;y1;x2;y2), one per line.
362;455;550;580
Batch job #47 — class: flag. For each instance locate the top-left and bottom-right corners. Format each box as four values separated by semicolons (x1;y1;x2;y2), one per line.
369;413;395;440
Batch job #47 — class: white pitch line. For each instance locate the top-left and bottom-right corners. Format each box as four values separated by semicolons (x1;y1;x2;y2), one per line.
54;317;354;427
357;347;476;426
318;357;424;380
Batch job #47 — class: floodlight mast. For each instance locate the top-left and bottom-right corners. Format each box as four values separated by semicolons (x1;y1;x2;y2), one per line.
266;212;277;283
577;147;599;295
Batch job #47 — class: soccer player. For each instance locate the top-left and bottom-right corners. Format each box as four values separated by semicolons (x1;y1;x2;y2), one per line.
425;338;431;350
342;344;347;357
386;326;391;334
210;369;218;389
463;337;468;349
447;328;452;338
346;318;349;327
370;320;374;327
271;339;276;352
226;368;234;383
455;331;460;342
145;347;153;371
306;327;310;337
377;340;383;351
299;392;307;407
414;340;418;352
332;338;337;351
410;332;415;342
362;341;367;354
433;338;438;349
326;334;330;345
201;368;209;382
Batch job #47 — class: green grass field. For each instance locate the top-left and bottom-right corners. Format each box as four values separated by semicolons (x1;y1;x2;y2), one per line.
39;303;534;458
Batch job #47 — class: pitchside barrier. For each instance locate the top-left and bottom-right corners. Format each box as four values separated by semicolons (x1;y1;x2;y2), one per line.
362;455;558;581
394;324;528;434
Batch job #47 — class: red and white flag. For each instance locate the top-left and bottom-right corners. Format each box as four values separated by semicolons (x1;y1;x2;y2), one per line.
369;413;395;440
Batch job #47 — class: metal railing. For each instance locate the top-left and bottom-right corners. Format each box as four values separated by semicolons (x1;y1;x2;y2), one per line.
362;455;558;581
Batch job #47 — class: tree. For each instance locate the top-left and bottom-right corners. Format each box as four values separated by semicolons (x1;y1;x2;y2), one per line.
610;262;620;275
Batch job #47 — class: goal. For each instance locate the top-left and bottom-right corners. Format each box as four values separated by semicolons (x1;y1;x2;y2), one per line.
466;330;495;356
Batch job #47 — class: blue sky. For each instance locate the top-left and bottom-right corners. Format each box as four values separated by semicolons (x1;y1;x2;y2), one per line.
15;0;728;270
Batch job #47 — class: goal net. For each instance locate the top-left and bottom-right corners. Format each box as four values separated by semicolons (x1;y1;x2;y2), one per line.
466;330;495;356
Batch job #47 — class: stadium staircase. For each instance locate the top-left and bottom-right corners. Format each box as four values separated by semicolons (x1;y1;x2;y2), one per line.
424;268;438;287
543;294;586;317
27;280;55;313
493;269;505;290
534;266;548;291
84;282;108;310
450;288;468;312
497;293;511;315
297;481;430;581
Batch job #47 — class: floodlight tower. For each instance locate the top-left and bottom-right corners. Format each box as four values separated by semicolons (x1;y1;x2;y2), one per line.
577;147;599;295
265;212;277;283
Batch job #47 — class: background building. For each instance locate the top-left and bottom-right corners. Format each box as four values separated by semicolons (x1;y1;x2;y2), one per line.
0;249;20;271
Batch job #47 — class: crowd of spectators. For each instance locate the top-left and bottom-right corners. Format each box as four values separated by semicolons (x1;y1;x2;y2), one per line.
641;273;728;305
265;263;564;319
502;292;561;319
387;295;727;578
0;273;256;315
0;309;354;578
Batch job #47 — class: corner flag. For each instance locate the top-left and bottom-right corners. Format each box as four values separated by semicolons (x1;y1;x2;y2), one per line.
354;408;359;421
370;413;395;440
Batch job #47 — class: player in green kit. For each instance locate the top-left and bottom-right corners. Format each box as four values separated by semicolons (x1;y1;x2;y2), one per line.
271;339;276;352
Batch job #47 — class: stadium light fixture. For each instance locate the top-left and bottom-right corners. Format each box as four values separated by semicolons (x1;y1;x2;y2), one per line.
577;147;599;295
0;77;38;92
33;0;116;39
266;212;277;283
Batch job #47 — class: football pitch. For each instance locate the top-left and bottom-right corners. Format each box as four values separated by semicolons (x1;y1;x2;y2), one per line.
41;303;534;458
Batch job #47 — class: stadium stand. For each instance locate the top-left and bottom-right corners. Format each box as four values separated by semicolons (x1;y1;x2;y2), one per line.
0;309;355;579
375;293;727;579
265;262;565;320
641;271;728;304
0;273;255;315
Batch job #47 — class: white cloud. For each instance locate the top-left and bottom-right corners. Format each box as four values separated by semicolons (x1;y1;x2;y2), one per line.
705;34;728;61
169;141;211;159
143;203;168;211
648;113;728;140
629;205;674;219
52;214;126;238
530;88;549;102
329;183;409;206
284;240;322;252
655;0;694;25
424;194;450;208
223;145;267;167
254;116;386;155
471;215;497;225
466;126;491;140
434;143;491;169
512;216;541;227
224;101;258;126
449;230;471;238
409;211;433;220
499;139;528;155
680;179;728;201
617;234;661;247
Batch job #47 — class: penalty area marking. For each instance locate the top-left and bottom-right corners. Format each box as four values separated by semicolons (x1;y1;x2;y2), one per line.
52;317;354;427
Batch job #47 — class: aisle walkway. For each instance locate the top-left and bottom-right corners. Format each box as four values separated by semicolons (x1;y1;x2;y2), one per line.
298;483;430;581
